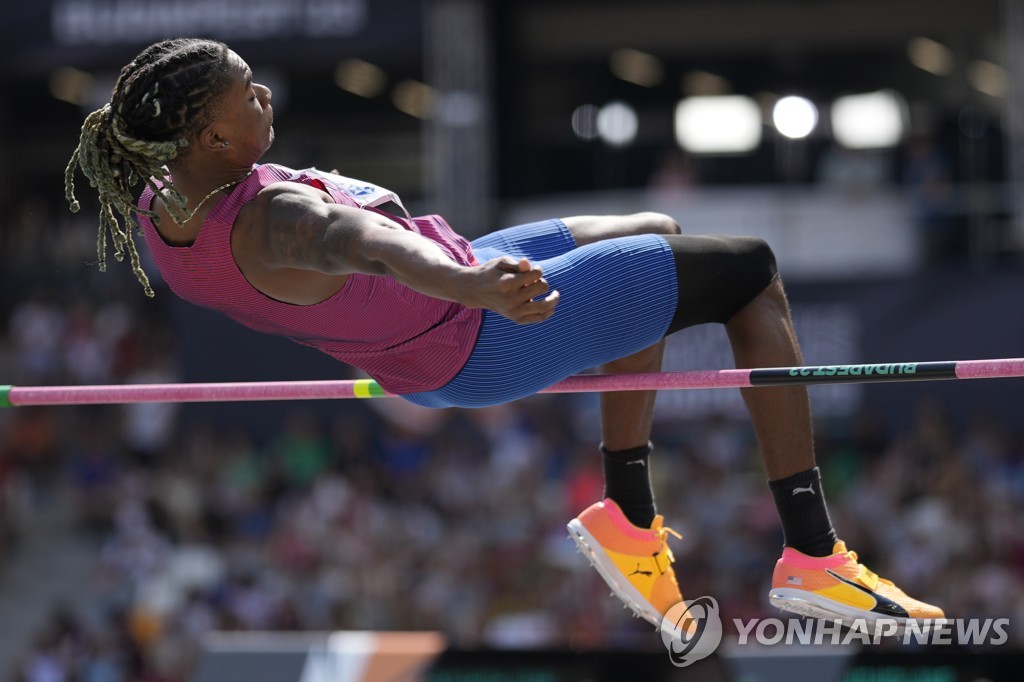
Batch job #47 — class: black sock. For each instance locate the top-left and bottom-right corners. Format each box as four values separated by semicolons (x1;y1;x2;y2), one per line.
768;466;838;557
602;442;656;528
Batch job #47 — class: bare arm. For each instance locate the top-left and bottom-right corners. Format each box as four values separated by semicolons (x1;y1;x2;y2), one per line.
252;183;559;323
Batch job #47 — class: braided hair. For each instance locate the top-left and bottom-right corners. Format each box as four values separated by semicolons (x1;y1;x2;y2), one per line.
64;38;233;296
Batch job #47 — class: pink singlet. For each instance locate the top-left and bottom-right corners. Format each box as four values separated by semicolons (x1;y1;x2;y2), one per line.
135;163;483;394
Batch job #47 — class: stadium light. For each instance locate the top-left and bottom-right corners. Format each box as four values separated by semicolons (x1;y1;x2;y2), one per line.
49;67;94;106
597;101;638;147
907;37;954;76
682;70;732;97
967;59;1006;98
335;58;387;98
675;95;761;154
772;96;818;140
831;90;906;149
610;48;664;88
392;80;436;119
571;104;600;140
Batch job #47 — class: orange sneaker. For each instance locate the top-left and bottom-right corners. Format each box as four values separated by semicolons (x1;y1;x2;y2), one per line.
567;499;683;627
769;540;945;630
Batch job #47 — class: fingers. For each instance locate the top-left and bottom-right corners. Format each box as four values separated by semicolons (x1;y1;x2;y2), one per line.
520;277;550;300
484;256;558;323
502;269;545;293
506;271;555;320
495;257;542;277
511;289;560;324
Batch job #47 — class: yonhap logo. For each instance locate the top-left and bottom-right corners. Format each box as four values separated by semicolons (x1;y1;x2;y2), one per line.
660;597;724;667
658;595;1009;666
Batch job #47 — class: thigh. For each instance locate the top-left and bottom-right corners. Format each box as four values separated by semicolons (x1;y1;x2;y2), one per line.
561;212;680;247
471;218;577;262
403;234;679;408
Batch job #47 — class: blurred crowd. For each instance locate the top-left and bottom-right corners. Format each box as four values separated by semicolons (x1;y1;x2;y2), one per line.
0;202;1022;682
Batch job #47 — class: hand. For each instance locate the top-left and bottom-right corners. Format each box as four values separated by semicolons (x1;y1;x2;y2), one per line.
460;257;560;324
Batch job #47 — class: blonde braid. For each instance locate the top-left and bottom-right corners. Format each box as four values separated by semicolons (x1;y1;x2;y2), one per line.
63;37;231;298
65;103;184;297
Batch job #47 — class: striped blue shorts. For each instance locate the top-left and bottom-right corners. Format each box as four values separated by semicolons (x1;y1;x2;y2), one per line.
402;219;679;408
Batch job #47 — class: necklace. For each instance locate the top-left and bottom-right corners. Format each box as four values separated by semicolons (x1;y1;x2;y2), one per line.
177;169;255;224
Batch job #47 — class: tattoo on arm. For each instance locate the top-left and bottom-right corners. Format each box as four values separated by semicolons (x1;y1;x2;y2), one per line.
263;187;382;275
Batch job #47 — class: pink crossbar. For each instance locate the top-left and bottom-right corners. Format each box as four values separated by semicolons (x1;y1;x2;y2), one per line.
5;357;1024;407
954;358;1024;380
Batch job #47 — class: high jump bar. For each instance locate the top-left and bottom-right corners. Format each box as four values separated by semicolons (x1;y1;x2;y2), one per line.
2;358;1023;407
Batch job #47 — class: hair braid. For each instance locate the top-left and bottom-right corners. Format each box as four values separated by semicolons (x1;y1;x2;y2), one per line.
64;38;232;297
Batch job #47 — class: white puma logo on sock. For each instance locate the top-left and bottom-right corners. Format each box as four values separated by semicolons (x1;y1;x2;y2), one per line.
792;484;815;496
626;460;646;467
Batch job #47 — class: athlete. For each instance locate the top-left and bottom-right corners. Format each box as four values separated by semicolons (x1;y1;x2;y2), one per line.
65;38;943;631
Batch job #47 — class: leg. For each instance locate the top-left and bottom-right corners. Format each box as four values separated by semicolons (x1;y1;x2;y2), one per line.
661;235;836;554
566;231;943;628
562;213;680;451
725;277;815;480
563;214;675;530
562;214;688;627
727;275;838;554
719;260;945;626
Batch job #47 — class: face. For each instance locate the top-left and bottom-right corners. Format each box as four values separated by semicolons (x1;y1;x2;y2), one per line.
206;50;275;162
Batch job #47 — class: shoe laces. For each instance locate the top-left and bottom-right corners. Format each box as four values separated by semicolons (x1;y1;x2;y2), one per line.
843;549;893;588
658;525;682;542
654;522;682;563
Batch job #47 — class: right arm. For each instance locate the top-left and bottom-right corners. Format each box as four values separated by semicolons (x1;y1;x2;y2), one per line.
239;182;559;323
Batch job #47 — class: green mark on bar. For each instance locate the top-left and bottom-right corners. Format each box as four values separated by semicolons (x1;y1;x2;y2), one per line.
752;361;957;386
352;379;387;398
787;363;920;377
0;386;13;408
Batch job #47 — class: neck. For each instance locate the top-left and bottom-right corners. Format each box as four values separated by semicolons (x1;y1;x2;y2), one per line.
154;162;254;240
165;162;255;208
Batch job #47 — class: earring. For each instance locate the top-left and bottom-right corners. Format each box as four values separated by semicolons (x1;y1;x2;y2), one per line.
221;141;230;147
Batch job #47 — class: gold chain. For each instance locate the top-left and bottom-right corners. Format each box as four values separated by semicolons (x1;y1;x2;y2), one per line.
178;168;255;224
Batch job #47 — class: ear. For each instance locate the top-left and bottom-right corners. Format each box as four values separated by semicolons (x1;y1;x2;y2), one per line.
198;123;230;153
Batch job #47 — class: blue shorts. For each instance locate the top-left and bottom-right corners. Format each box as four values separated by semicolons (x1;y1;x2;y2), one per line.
402;219;679;408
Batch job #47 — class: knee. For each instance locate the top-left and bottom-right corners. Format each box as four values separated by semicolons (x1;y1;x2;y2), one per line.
723;237;779;316
664;234;779;332
738;236;777;285
633;212;681;236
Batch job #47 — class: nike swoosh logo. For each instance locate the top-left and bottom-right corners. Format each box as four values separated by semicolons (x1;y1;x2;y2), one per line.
825;569;910;618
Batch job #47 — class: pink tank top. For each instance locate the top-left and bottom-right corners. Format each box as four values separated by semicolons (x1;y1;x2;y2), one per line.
136;163;483;394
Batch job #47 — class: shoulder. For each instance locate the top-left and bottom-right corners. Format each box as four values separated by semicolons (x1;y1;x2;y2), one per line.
229;178;352;302
236;182;332;237
234;180;373;271
252;180;334;213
